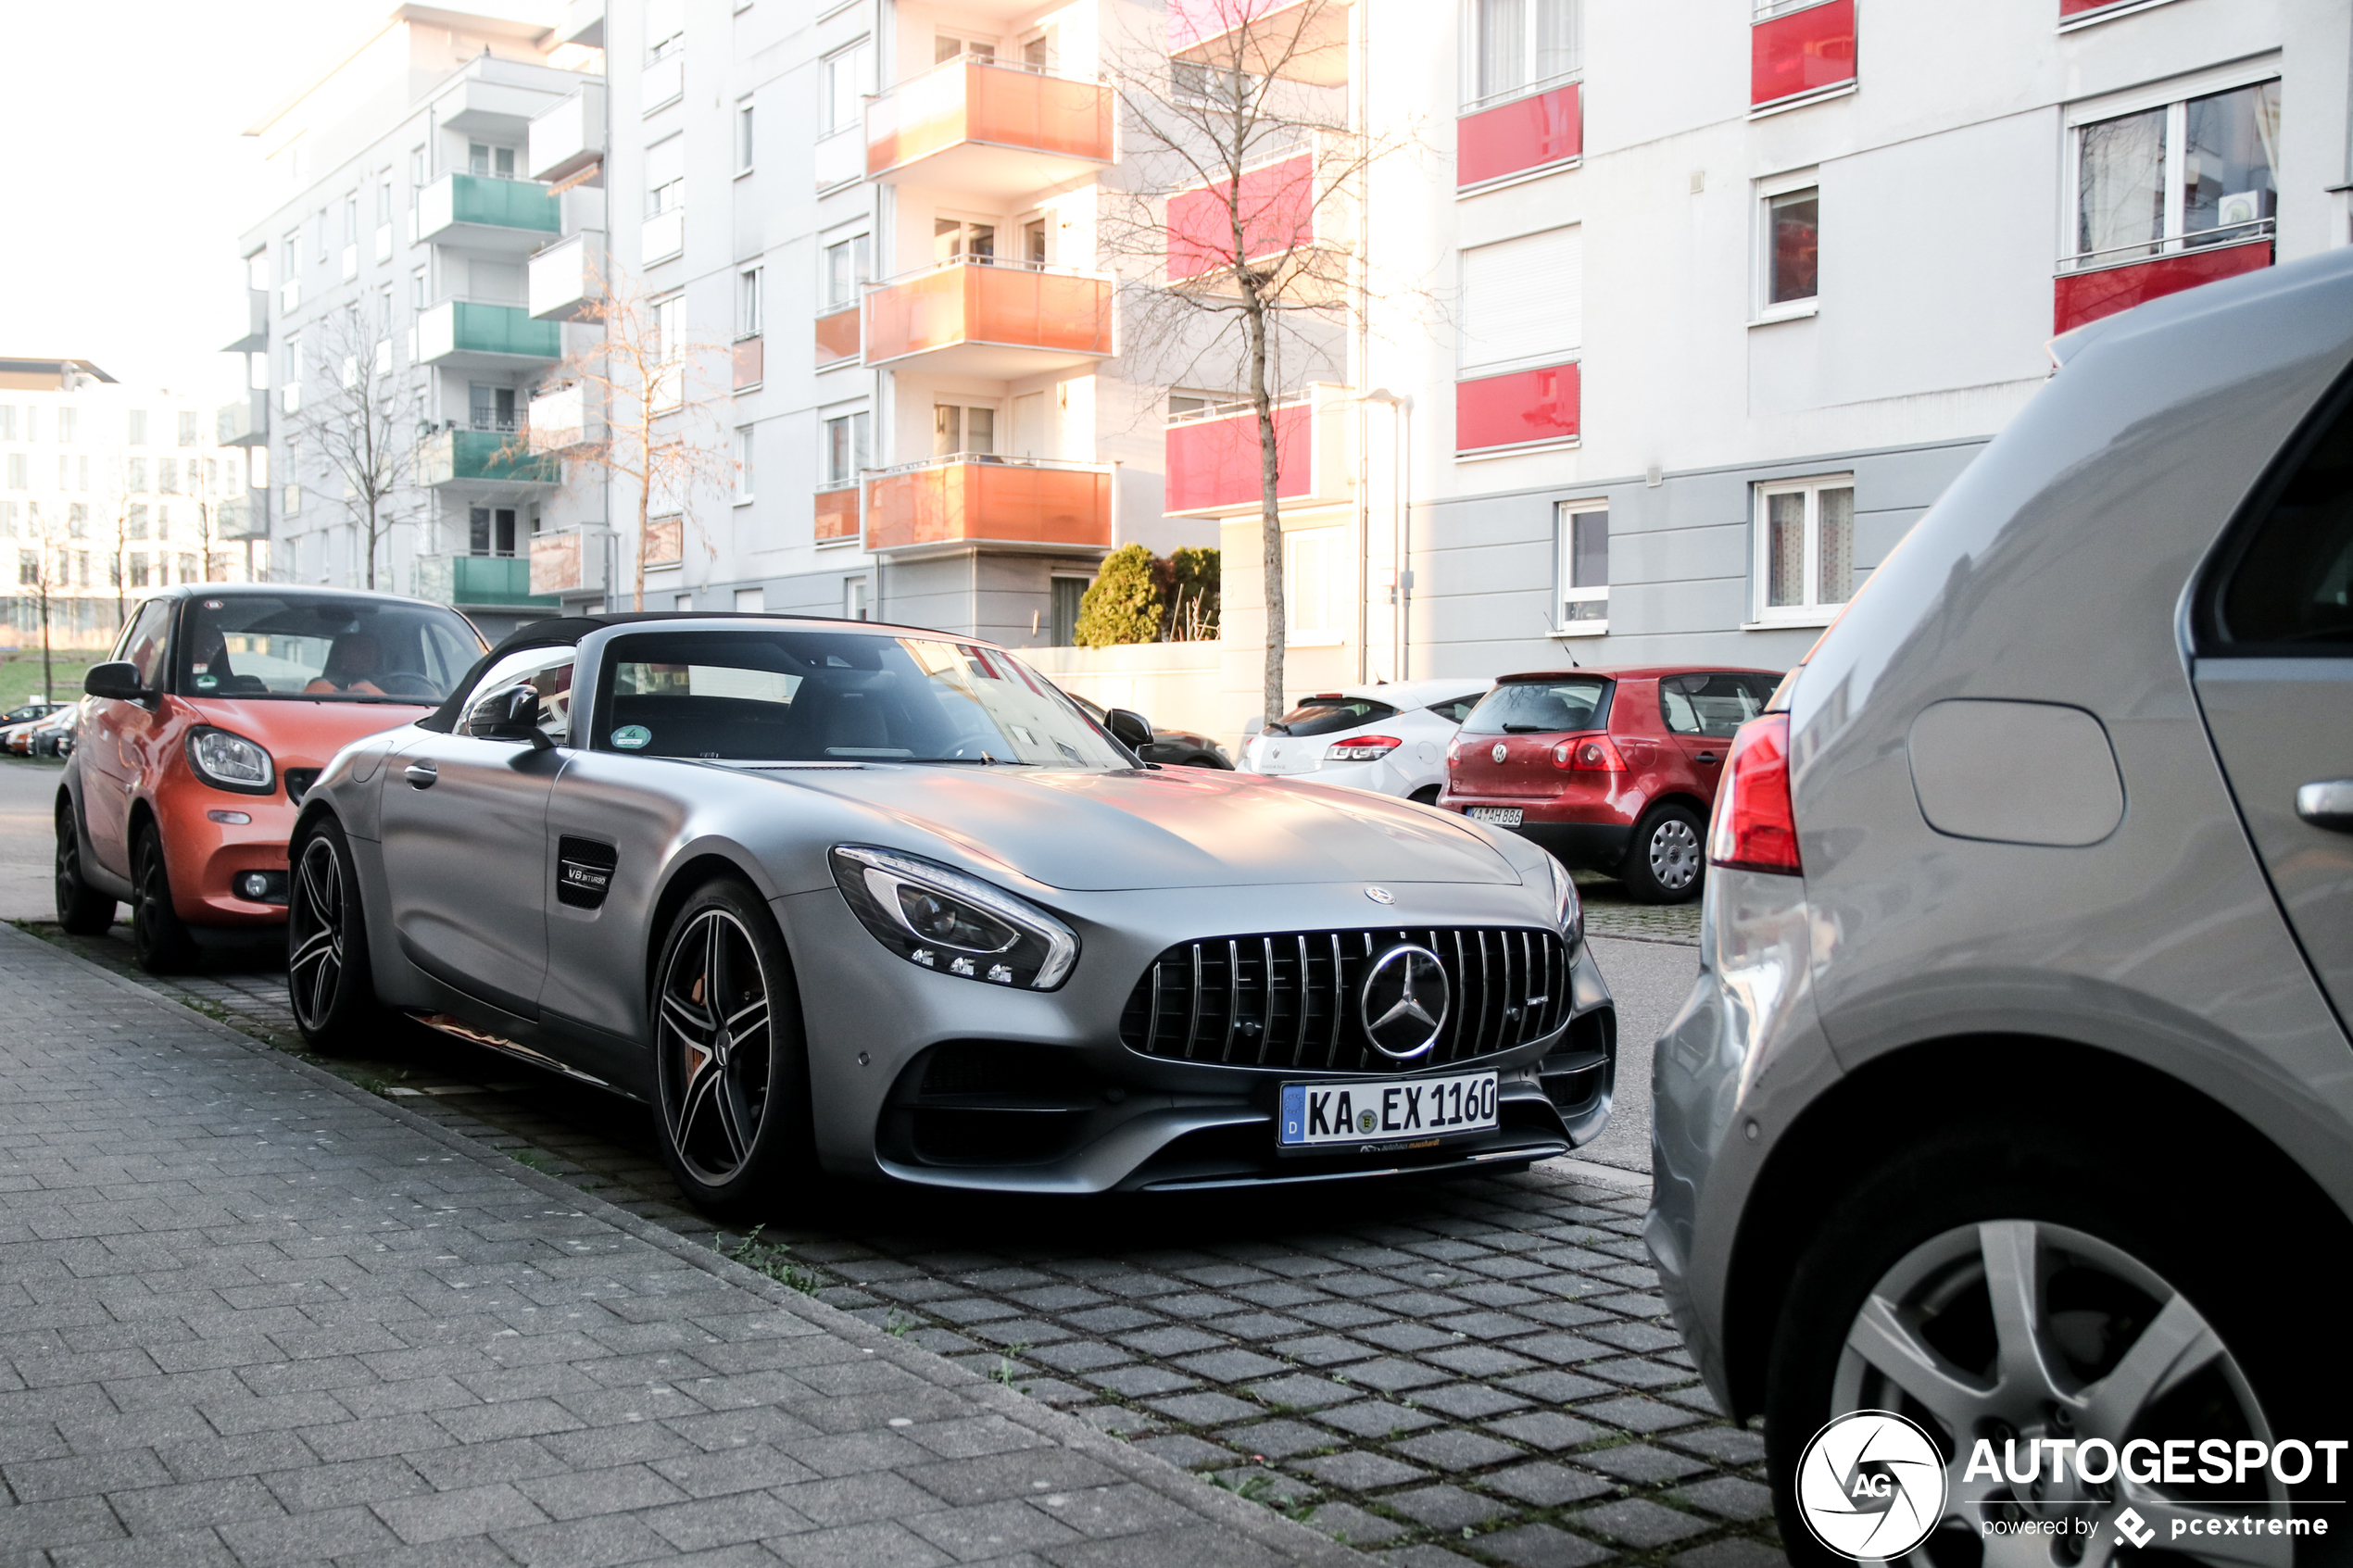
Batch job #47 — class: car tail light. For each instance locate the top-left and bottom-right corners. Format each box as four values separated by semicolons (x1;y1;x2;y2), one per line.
1327;734;1402;762
1551;734;1626;772
1446;736;1463;765
1709;713;1801;873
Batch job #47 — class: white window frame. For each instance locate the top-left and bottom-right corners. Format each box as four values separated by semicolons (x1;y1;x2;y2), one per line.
1749;473;1856;628
1458;0;1583;115
821;232;871;310
736;102;756;174
821;407;870;486
844;575;871;620
734;426;754;503
1555;499;1608;636
823;42;873;137
2057;59;2282;273
737;267;763;338
1754;167;1819;323
1283;525;1347;646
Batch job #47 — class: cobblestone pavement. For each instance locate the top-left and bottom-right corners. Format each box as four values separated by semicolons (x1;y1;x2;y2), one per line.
15;919;1781;1568
0;922;1361;1568
1569;877;1702;947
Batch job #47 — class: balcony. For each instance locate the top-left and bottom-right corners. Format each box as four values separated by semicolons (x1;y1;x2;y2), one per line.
1164;383;1352;518
223;288;269;354
529;83;606;183
866;56;1113;198
1168;0;1351;86
815;306;860;368
529;525;611;596
527;381;599;449
416;555;562;610
815;483;861;545
1456;361;1579;456
417;300;561;370
530;231;604;321
216;495;269;542
416;173;561;253
216;392;268;448
862;259;1113;377
864;457;1112;558
416;429;560;489
2054;232;2273;335
1751;0;1856;111
1164;144;1348;300
1457;81;1580;190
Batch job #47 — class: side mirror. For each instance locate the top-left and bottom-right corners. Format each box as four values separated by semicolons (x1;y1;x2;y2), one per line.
467;684;555;748
84;662;146;702
1104;708;1153;750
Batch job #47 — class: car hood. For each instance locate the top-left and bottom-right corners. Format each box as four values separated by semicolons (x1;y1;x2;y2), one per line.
781;764;1525;891
182;696;434;767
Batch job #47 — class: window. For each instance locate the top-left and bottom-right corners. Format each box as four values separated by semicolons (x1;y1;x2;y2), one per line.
58;408;77;443
160;460;181;495
653;295;684;407
1556;502;1607;631
1755;475;1856;622
823;234;870;308
1460;226;1580;373
933;218;997;265
129;504;149;541
470;385;518;433
1171;61;1257;106
378;173;394;225
1050;576;1086;646
66;502;84;534
127;409;148;445
0;408;13;440
824;410;870;483
933;406;995;458
2209;377;2353;650
1460;0;1581;110
1659;672;1776;737
177;410;197;447
735;427;754;500
1285;527;1345;642
0;501;14;538
737;267;763;336
344;192;359;245
937;34;996;63
5;455;21;491
736;104;755;172
178;553;198;583
469;143;519;179
470;506;520;557
647;0;685;59
824;43;872;135
128;458;149;493
1762;184;1819;312
845;577;870;620
284;483;301;516
1458;678;1607;734
282;231;299;277
15;549;31;585
411;266;427;309
2068;78;2279;270
130;554;151;588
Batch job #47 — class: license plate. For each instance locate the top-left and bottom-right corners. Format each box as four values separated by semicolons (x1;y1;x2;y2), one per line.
1279;1072;1499;1148
1466;806;1523;826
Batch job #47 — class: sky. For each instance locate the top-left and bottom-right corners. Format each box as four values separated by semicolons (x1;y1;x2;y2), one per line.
0;0;396;403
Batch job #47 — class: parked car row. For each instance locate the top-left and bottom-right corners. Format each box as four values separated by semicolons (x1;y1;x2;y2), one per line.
3;703;80;758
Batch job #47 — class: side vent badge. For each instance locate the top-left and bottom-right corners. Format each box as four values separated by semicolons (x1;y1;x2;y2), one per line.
556;836;618;910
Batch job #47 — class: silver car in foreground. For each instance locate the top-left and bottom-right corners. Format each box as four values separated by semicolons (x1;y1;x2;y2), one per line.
1653;249;2353;1557
289;613;1615;1211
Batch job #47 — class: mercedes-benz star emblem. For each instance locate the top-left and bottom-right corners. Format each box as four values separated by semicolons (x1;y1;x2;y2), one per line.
1491;742;1508;763
1360;944;1451;1060
1365;885;1393;905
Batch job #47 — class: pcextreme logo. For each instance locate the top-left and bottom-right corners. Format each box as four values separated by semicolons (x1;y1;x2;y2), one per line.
1796;1411;1948;1562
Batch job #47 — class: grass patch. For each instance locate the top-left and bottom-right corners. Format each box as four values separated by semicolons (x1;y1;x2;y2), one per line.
510;1148;557;1173
721;1226;824;1295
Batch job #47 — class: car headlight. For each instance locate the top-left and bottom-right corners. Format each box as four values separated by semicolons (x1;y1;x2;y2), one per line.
830;846;1078;989
186;726;276;794
1544;854;1582;945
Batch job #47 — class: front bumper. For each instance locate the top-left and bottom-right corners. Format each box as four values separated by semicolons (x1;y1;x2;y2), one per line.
779;878;1617;1195
158;786;300;929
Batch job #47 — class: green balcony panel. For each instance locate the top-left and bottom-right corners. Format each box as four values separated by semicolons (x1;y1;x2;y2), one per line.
454;302;560;358
420;430;560;486
453;555;559;607
449;172;560;232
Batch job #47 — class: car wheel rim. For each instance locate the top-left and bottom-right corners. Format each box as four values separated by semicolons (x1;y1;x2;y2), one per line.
136;843;169;950
659;909;773;1186
1831;1219;2284;1567
288;838;346;1032
1650;818;1701;890
55;817;80;904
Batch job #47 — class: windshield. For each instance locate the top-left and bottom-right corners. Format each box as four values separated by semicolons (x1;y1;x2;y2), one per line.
598;629;1130;769
175;596;484;704
1270;697;1398;737
1460;677;1612;735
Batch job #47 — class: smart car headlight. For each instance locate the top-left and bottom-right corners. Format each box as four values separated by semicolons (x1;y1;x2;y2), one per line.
830;846;1078;989
187;725;276;795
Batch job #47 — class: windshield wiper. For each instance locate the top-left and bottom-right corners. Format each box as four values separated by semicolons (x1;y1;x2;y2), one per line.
906;754;1037;766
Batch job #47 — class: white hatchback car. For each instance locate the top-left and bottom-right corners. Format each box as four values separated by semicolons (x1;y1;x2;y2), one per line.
1239;680;1491;802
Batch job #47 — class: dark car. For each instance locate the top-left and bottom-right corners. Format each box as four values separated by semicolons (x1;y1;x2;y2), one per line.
1439;666;1781;902
1068;693;1232;769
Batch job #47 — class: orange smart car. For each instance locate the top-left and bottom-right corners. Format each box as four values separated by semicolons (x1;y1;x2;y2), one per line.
57;584;487;971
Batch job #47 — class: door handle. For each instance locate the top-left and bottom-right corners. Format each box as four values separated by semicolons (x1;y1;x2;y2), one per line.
1696;751;1721;763
2295;780;2353;833
405;761;438;789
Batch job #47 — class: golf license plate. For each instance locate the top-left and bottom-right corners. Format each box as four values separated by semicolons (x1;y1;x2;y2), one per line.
1466;806;1523;826
1279;1072;1498;1149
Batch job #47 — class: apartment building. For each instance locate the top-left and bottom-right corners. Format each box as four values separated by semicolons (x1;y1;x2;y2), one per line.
0;358;258;652
233;6;607;637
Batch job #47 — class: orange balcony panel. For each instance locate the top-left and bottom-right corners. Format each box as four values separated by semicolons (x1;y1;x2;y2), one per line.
867;59;1112;197
865;461;1112;555
1752;0;1856;109
862;261;1113;376
815;307;859;366
815;485;860;543
733;335;763;390
1457;82;1580;189
2053;240;2272;334
1167;154;1315;285
1168;0;1351;85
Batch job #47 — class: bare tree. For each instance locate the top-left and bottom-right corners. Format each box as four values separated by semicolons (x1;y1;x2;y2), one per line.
526;257;735;611
294;302;417;590
95;459;138;627
1099;0;1399;725
19;500;70;701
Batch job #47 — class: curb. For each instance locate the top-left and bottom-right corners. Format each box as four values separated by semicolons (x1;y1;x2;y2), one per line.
0;921;1369;1566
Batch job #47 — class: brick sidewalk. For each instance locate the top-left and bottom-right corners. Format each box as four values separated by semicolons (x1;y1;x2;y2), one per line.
0;922;1362;1568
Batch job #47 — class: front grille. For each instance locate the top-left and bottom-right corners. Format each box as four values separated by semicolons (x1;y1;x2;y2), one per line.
1119;926;1572;1073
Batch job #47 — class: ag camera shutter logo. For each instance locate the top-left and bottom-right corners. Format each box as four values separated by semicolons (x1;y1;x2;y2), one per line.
1797;1411;1948;1562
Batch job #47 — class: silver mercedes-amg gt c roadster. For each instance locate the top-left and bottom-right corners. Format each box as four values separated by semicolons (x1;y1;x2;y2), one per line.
286;613;1615;1210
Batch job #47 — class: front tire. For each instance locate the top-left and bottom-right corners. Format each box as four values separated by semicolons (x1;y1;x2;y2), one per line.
1766;1123;2345;1567
1618;802;1705;904
131;827;197;972
651;880;812;1216
54;796;115;935
286;818;393;1053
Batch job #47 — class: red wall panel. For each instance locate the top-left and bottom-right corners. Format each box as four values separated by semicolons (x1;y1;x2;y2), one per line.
1752;0;1856;108
1455;362;1579;454
2052;243;2273;334
1165;155;1316;284
1164;402;1311;513
1456;82;1582;189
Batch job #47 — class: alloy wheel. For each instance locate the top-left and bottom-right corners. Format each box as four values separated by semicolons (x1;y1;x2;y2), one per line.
658;909;774;1185
287;836;346;1033
1649;817;1702;891
1832;1219;2284;1567
54;818;82;909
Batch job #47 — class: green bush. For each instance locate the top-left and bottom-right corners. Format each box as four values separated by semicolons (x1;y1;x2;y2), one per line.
1075;544;1164;647
1164;546;1220;641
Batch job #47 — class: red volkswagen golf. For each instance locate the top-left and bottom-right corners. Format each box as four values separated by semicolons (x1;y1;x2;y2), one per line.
1440;665;1783;903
